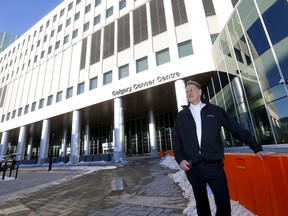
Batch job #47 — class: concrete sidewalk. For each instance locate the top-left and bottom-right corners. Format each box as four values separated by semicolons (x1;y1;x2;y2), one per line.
0;157;187;216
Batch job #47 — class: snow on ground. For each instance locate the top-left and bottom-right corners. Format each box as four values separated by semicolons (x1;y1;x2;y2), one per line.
160;155;255;216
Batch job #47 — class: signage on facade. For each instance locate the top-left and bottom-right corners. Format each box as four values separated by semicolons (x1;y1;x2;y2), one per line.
112;72;180;96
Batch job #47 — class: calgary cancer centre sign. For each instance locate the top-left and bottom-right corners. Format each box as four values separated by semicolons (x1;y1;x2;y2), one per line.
112;72;180;97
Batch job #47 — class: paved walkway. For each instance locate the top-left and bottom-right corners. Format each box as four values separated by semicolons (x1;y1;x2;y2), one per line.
0;157;188;216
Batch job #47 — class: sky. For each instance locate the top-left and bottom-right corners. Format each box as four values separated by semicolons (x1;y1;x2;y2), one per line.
0;0;64;36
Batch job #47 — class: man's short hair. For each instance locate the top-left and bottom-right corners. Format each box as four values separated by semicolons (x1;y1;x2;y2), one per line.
187;80;201;90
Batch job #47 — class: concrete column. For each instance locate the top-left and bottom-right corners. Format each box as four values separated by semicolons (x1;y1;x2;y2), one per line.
16;126;27;161
175;79;187;112
231;77;247;114
69;110;81;164
149;111;158;156
113;98;125;161
61;129;67;157
38;119;50;165
84;124;90;155
0;131;9;157
26;136;33;160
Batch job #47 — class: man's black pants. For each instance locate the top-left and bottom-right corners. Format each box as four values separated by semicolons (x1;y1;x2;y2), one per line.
185;162;231;216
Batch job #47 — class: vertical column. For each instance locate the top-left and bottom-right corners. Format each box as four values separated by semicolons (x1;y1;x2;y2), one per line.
26;136;33;160
175;79;187;112
84;124;90;155
16;126;27;161
69;110;81;164
149;111;158;156
113;98;125;161
38;119;50;165
0;131;9;157
61;129;67;157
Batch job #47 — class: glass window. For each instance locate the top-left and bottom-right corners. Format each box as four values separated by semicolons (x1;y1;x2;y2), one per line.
210;33;219;44
31;102;36;112
103;71;112;85
60;9;65;17
44;35;47;42
12;110;16;119
106;7;113;18
64;35;69;44
156;48;170;66
94;15;101;26
202;0;216;16
34;55;38;63
66;87;73;99
77;82;85;95
18;107;22;117
171;0;188;26
46;20;50;27
136;56;148;73
178;40;193;58
75;12;80;21
95;0;101;7
39;99;44;109
51;30;55;37
68;2;73;11
150;0;167;36
55;40;60;49
56;91;62;102
89;77;98;90
119;64;129;80
41;51;45;59
47;95;53;106
103;22;114;58
83;21;90;32
66;18;71;26
37;40;41;47
48;45;52;54
1;115;4;123
85;4;91;14
58;24;63;32
119;0;126;10
6;112;10;121
80;38;87;69
53;15;57;22
133;5;148;44
90;30;101;64
72;29;78;39
118;14;130;52
76;0;81;5
24;105;29;114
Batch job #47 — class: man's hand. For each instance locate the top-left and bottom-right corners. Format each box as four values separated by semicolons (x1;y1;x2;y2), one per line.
180;160;191;170
256;151;276;160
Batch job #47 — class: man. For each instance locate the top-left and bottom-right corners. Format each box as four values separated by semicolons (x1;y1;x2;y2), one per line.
172;80;269;216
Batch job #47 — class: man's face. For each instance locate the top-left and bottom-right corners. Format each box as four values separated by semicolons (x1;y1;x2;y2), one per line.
186;84;202;105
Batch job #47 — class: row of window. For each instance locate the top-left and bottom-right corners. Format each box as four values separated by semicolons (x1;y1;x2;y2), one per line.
0;39;193;122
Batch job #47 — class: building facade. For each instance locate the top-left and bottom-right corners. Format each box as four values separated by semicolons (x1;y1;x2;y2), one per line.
0;31;19;53
0;0;286;164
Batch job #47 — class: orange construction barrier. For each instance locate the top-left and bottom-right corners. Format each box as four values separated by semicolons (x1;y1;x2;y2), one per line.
224;153;288;216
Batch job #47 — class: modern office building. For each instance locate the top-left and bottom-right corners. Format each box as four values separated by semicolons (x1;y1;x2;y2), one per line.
0;31;19;53
0;0;287;164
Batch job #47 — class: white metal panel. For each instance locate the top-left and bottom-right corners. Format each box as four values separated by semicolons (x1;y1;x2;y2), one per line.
59;47;72;90
20;72;32;107
41;59;53;99
175;24;192;44
69;42;82;86
152;33;170;53
51;53;63;93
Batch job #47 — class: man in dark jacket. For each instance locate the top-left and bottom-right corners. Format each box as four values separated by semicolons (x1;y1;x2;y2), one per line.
172;80;269;216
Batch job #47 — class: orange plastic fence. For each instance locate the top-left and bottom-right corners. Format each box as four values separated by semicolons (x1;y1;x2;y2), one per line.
224;153;288;216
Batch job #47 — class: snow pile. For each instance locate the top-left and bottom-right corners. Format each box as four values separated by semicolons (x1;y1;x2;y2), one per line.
160;155;254;216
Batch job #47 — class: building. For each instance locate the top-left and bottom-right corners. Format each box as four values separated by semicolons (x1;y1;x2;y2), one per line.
0;0;287;164
0;31;19;53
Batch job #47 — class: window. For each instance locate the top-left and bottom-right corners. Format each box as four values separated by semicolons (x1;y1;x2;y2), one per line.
76;0;81;4
171;0;188;26
56;91;63;102
89;77;98;90
47;95;53;106
118;14;130;52
12;110;16;119
210;33;219;44
41;51;45;59
77;82;85;95
60;9;65;17
48;45;52;54
40;25;43;32
64;35;69;44
55;40;60;49
72;29;78;39
80;38;87;69
44;35;47;42
202;0;216;16
94;15;101;26
34;55;38;63
53;15;57;22
31;102;36;112
66;18;71;26
106;7;113;18
75;12;80;21
119;64;129;80
1;115;5;123
90;30;101;64
46;20;50;27
95;0;101;7
24;105;29;114
66;87;73;99
31;45;34;51
156;48;170;66
85;4;91;13
39;99;44;109
58;24;63;32
83;21;90;32
51;30;55;37
136;56;148;73
103;71;112;85
68;2;73;11
150;0;167;36
37;40;41;47
119;0;126;10
6;112;10;121
103;22;114;58
178;40;193;58
133;5;148;44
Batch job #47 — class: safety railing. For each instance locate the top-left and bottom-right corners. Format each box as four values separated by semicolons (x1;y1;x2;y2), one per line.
0;159;20;180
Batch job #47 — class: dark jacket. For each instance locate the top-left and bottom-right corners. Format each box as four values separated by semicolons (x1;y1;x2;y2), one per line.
172;100;263;165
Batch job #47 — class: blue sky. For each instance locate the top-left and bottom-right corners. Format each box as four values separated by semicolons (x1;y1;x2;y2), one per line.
0;0;64;36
